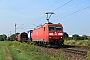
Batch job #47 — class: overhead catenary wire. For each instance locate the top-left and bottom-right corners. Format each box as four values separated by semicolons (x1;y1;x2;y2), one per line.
52;0;73;12
16;24;24;29
55;6;90;21
46;0;60;11
55;0;88;15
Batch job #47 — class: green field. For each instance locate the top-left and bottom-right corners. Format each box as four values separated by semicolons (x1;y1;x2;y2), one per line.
64;40;90;46
0;41;66;60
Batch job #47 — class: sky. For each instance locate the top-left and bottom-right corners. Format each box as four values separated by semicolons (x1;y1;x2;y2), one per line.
0;0;90;36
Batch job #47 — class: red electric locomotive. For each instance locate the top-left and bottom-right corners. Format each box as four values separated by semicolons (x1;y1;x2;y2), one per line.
32;22;64;45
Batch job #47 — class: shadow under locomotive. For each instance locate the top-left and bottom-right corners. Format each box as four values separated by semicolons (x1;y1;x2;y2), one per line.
45;44;75;49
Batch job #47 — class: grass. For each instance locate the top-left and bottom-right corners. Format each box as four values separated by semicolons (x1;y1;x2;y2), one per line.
0;41;67;60
0;46;6;60
87;51;90;60
8;41;62;60
0;41;6;60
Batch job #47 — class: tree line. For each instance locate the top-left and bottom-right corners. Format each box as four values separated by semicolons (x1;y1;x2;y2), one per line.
0;33;19;41
0;34;7;41
64;32;88;40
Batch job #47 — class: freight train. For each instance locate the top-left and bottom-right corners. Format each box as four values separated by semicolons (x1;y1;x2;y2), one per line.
15;22;64;45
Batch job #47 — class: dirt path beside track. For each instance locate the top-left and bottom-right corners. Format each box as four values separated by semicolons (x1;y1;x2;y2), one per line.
4;46;12;60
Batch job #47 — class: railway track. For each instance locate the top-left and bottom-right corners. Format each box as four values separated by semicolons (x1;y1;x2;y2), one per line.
63;48;88;60
36;45;90;60
64;46;90;60
74;46;90;51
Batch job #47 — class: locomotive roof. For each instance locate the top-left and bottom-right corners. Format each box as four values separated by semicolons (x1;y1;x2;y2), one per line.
34;23;62;30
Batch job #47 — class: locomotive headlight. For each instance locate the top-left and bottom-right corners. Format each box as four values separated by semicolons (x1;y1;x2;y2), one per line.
49;33;53;35
58;33;63;35
60;37;62;38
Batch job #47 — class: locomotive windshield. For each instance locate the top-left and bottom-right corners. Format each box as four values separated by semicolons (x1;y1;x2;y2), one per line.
55;26;62;30
49;26;62;31
49;26;55;31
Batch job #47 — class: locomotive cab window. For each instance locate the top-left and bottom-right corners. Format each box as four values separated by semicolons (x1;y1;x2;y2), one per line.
49;26;62;31
49;26;55;31
55;26;62;30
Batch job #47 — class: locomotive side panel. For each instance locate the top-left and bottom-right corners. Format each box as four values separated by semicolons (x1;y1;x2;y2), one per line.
32;27;46;42
38;27;45;41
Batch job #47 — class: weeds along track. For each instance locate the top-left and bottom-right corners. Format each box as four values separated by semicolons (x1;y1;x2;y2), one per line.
36;46;61;57
36;45;90;60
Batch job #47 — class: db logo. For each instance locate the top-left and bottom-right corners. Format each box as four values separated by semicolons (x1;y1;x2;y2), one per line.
55;32;57;35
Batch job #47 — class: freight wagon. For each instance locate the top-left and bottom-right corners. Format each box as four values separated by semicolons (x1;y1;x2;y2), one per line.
16;32;28;42
27;30;33;41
